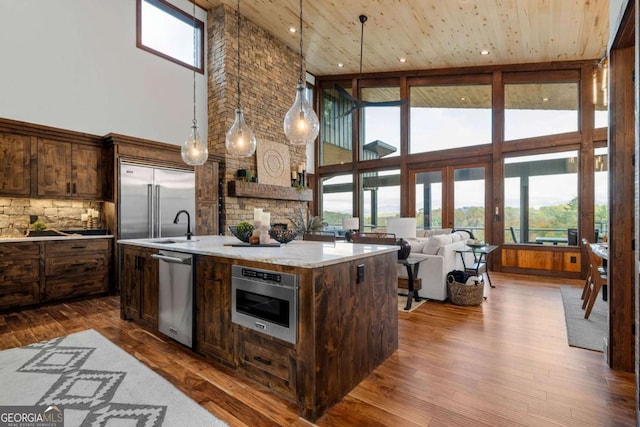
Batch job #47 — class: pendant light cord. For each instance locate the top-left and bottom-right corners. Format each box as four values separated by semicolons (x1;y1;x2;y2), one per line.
192;0;197;127
359;15;367;75
236;0;242;109
298;0;303;85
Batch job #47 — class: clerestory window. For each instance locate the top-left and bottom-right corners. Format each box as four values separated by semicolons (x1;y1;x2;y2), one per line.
136;0;204;73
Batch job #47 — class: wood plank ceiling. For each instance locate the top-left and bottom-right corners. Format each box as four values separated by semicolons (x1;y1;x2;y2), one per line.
194;0;609;77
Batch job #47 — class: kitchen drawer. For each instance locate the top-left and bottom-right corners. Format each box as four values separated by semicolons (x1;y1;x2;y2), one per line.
43;272;108;302
45;253;109;277
0;242;39;257
0;281;40;310
45;238;110;255
237;328;296;399
0;258;39;281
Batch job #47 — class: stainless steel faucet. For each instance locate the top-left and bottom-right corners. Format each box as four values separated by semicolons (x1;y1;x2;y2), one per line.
173;210;193;240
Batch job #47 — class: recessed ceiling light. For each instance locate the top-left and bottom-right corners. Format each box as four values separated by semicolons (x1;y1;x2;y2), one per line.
542;97;549;102
480;49;490;55
337;63;344;68
461;97;466;101
399;57;407;63
288;27;296;33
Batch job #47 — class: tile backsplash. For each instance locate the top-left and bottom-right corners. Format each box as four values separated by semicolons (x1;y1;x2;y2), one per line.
0;198;103;237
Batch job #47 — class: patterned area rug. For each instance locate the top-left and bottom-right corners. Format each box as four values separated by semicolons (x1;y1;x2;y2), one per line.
0;329;228;426
560;285;607;352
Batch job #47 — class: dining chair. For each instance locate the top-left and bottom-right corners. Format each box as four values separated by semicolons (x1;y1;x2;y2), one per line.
580;238;592;300
582;241;607;319
302;231;336;242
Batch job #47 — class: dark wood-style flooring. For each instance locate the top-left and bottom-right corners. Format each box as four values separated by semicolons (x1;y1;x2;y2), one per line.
0;272;634;426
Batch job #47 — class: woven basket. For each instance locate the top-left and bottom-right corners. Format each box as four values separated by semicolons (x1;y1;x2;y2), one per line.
448;280;484;306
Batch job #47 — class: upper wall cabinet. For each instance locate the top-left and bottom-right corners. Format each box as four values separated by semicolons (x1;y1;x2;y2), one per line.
0;131;31;197
0;119;105;200
37;139;102;199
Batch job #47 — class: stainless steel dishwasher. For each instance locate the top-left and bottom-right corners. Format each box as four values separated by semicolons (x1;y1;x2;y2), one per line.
151;250;194;348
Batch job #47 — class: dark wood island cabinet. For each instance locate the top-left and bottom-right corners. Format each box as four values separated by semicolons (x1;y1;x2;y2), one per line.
118;236;399;421
120;245;159;328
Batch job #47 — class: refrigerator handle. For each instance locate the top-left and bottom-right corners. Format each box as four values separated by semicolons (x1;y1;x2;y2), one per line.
155;184;161;237
147;184;153;238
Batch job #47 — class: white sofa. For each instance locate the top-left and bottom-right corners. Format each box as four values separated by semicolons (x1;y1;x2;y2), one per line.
397;229;475;301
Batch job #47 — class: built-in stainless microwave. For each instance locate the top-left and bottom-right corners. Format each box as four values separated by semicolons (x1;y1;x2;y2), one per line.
231;265;298;344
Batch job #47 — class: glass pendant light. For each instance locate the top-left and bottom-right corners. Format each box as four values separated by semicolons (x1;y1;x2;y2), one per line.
225;0;256;157
182;0;208;166
283;0;319;146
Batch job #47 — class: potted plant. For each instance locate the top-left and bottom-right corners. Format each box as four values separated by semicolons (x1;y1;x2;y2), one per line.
289;207;326;234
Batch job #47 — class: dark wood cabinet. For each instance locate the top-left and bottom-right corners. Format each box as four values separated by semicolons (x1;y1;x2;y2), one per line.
120;245;158;328
42;239;111;303
0;238;112;311
195;256;234;365
37;139;102;199
237;327;296;399
196;161;219;201
196;201;217;237
121;247;141;320
71;144;103;198
0;132;31;197
0;242;40;310
195;161;220;236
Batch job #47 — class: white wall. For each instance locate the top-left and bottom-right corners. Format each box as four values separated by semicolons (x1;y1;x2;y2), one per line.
0;0;207;146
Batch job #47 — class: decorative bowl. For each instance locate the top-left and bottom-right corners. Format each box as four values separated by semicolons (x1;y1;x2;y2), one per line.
268;228;298;244
229;225;253;243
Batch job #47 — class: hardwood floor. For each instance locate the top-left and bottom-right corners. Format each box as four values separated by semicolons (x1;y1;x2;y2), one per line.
0;272;634;426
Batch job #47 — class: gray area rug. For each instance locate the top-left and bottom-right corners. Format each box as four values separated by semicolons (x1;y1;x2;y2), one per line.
560;285;608;352
0;329;228;427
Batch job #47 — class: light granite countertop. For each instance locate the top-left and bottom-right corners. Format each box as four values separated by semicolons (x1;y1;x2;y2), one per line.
0;235;114;243
118;235;398;268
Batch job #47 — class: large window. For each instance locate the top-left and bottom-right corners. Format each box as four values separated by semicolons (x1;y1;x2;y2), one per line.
504;151;578;245
361;87;401;158
410;84;492;153
505;82;579;141
320;85;353;166
594;147;608;240
317;66;605;256
321;174;354;233
137;0;204;72
594;72;608;128
360;169;401;231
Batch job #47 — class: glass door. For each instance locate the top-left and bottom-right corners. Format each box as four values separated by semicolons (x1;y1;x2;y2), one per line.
412;164;487;240
453;167;486;241
414;170;443;229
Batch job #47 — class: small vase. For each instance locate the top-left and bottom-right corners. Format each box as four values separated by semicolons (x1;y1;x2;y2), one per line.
396;238;411;260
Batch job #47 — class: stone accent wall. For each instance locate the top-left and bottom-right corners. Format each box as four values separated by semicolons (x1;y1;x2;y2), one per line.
207;5;310;229
0;198;103;237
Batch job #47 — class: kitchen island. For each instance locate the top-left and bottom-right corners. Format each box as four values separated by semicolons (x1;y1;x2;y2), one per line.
118;235;399;421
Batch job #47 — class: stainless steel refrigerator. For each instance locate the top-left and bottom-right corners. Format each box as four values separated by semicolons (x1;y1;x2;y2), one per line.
118;161;195;240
